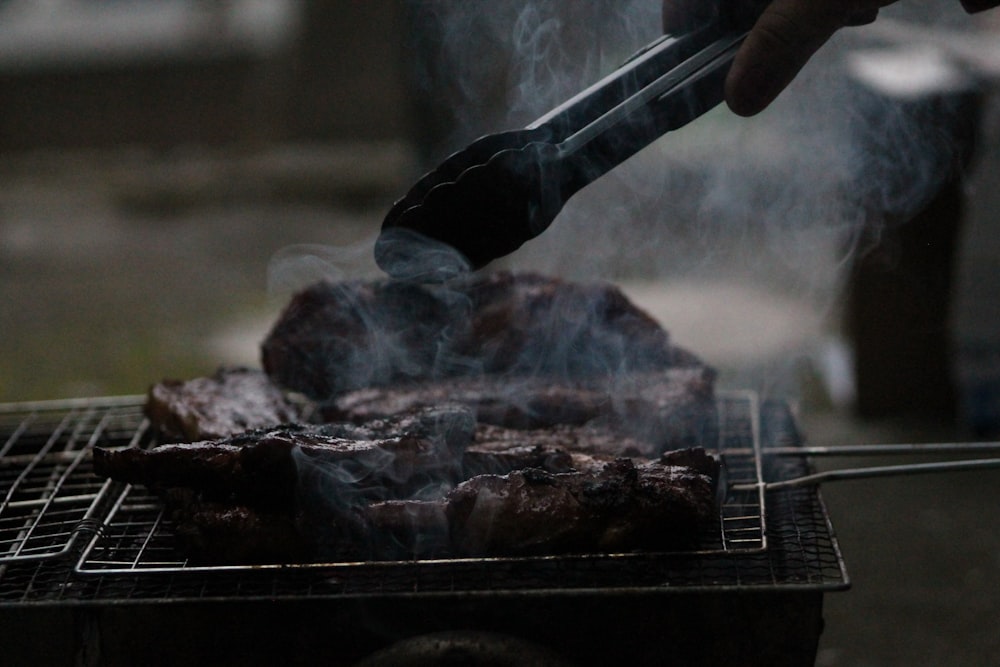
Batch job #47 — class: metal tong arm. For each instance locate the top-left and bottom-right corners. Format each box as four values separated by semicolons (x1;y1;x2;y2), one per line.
524;25;749;196
728;441;1000;491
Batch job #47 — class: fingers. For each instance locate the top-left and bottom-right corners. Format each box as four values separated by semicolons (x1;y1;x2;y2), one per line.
665;0;886;116
725;0;849;116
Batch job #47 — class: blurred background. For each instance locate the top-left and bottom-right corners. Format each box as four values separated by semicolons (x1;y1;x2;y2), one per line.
2;1;1000;665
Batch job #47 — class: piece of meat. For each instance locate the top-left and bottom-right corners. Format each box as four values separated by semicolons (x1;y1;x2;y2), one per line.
93;422;464;510
261;271;703;401
158;450;719;565
446;458;717;557
163;489;316;565
162;492;450;564
325;378;609;429
462;423;656;477
365;499;450;559
145;366;300;441
326;367;718;454
261;279;460;399
659;447;723;479
318;403;477;457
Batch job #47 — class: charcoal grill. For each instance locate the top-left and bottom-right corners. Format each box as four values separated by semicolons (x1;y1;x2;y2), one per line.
0;392;847;667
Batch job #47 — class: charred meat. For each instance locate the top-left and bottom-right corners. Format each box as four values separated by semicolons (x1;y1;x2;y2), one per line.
326;367;717;453
446;458;717;557
145;366;300;441
261;272;705;400
153;455;719;564
94;423;465;511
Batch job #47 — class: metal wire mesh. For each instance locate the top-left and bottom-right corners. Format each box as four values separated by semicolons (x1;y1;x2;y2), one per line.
74;391;767;575
0;397;147;564
0;392;847;604
0;477;846;604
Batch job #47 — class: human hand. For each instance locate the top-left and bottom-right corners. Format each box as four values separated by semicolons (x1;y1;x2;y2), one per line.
663;0;889;116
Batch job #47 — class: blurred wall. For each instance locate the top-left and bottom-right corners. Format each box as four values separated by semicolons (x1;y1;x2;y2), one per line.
0;0;410;151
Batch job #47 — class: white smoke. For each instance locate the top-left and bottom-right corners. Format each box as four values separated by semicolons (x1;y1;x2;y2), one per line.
399;0;982;400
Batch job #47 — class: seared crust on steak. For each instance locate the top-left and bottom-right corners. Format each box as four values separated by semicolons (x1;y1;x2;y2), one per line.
326;367;717;454
93;425;462;510
145;366;300;441
154;454;719;564
446;458;717;557
462;423;657;477
261;272;703;400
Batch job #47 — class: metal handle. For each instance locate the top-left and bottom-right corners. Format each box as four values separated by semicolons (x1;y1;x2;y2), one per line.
728;441;1000;491
528;27;747;200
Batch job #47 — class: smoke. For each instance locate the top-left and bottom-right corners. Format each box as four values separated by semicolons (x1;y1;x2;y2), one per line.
271;2;981;404
268;240;382;295
398;1;980;406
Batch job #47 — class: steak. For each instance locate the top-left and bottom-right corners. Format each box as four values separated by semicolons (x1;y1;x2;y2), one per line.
446;458;717;557
98;271;724;565
261;271;704;400
462;423;657;477
145;366;300;441
325;367;718;453
163;488;316;565
365;499;450;559
93;423;464;511
154;455;719;564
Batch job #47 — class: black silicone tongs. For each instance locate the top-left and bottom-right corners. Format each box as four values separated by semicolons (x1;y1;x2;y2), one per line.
375;3;765;281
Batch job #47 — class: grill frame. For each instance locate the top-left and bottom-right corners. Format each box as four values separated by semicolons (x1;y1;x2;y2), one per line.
0;391;849;606
0;397;145;565
73;391;768;576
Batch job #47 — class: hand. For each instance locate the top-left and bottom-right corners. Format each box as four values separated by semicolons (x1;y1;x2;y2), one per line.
725;0;889;116
663;0;889;116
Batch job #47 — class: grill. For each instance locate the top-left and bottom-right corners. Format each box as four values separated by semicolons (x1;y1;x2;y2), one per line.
75;391;769;576
0;392;848;667
0;397;142;565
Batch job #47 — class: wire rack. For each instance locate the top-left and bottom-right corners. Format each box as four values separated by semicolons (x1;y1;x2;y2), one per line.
0;396;148;565
0;392;848;603
73;391;767;576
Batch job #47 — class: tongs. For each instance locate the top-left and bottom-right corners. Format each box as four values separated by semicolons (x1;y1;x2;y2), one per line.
375;3;766;280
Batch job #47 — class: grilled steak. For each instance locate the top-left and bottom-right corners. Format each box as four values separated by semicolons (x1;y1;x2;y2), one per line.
93;424;463;510
462;422;657;477
365;499;450;559
326;367;717;453
163;496;451;564
261;271;703;400
163;489;316;565
145;366;300;441
446;458;717;557
156;453;719;564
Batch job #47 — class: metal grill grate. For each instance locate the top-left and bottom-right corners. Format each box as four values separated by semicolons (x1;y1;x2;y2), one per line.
0;475;846;604
0;397;147;564
0;391;848;605
74;391;767;576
